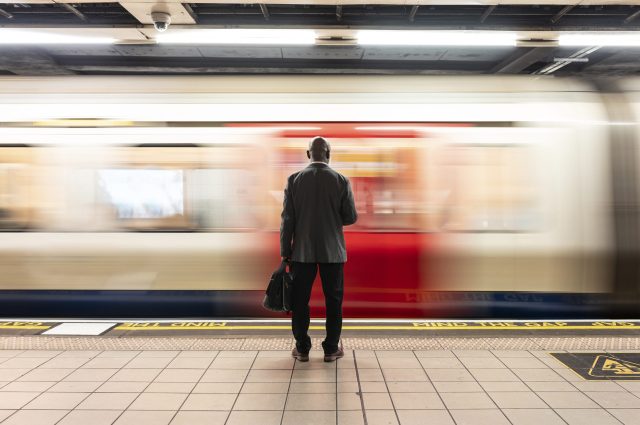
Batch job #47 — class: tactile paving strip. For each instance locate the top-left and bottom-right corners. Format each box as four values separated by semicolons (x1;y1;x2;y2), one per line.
531;337;640;350
1;336;640;351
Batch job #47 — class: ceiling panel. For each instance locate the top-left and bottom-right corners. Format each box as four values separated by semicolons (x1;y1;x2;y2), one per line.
120;2;196;24
43;45;124;56
114;45;203;57
198;46;283;58
282;46;364;59
440;47;514;61
362;47;447;61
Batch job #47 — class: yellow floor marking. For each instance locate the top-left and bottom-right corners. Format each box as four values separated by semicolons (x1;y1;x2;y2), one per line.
589;355;640;377
114;325;640;331
0;325;50;330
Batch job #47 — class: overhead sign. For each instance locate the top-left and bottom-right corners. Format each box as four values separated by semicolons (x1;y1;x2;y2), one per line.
552;353;640;380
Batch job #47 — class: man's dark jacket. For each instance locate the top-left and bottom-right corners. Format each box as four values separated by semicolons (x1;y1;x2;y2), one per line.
280;162;358;263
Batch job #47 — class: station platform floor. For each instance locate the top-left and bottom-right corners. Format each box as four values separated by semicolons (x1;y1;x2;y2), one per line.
0;320;639;425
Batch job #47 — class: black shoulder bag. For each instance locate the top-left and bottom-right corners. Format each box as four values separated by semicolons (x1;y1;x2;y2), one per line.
262;260;293;313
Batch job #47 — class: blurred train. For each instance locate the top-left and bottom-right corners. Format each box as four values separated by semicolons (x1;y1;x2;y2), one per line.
0;76;639;318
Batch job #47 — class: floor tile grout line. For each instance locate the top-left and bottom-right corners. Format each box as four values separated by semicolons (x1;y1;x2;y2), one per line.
44;350;100;425
65;350;164;425
374;350;403;425
516;350;572;424
498;350;575;424
2;351;96;424
413;348;456;425
449;347;516;425
101;372;159;424
351;350;368;425
577;385;629;424
335;351;339;425
549;407;622;424
1;354;61;386
280;347;297;425
165;348;220;425
71;350;179;423
1;346;640;420
224;349;258;425
499;350;571;425
3;349;103;425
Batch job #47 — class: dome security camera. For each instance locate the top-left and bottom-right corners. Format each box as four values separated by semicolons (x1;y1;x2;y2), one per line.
151;11;171;32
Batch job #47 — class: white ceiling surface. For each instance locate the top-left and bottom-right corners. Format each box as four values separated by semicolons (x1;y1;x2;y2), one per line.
120;2;195;25
8;0;640;5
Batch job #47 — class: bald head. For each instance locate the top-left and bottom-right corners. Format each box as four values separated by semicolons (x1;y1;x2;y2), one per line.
307;136;330;163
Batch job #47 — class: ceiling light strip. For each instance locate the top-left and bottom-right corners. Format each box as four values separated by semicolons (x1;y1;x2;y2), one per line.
0;28;639;47
357;30;518;46
156;28;316;45
0;29;115;45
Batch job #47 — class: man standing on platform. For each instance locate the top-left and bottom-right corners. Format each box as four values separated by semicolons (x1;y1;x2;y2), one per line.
280;136;358;362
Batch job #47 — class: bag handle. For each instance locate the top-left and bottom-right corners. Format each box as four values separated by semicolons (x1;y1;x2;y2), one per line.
277;258;291;274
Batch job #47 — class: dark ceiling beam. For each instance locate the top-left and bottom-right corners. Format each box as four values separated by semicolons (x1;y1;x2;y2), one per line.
576;49;640;76
623;8;640;24
183;3;198;23
336;5;342;22
59;3;87;21
568;48;623;73
55;53;493;72
491;47;553;74
259;4;269;21
0;8;14;19
550;5;574;24
66;65;476;75
535;46;600;75
480;5;496;23
0;48;75;75
408;5;419;22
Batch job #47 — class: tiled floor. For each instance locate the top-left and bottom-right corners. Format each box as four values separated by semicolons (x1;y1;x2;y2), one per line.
0;346;639;425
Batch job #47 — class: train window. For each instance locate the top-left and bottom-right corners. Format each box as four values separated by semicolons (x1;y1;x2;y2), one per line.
0;147;35;230
432;144;538;232
189;168;259;230
98;169;185;220
336;146;422;231
270;138;424;231
97;146;261;232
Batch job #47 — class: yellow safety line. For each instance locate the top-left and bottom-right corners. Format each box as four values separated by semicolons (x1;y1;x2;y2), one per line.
114;325;640;331
0;325;50;330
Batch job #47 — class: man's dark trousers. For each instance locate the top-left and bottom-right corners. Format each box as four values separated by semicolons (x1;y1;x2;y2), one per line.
291;262;344;355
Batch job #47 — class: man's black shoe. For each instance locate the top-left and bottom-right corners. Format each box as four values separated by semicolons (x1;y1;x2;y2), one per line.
323;343;344;362
292;347;309;362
